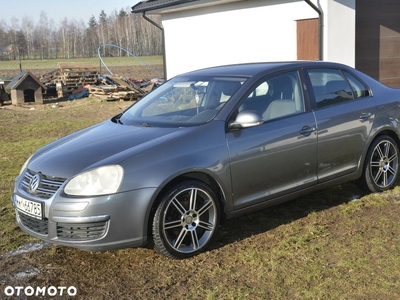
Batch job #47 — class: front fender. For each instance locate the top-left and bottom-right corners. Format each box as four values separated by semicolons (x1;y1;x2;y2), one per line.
118;120;233;209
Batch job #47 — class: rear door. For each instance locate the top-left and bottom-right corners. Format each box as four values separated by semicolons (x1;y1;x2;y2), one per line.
304;68;375;182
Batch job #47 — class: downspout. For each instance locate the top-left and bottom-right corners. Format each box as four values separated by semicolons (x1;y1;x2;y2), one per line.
142;12;167;79
304;0;323;61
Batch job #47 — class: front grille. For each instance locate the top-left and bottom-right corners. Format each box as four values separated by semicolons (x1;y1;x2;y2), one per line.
57;221;108;240
18;212;49;235
21;169;66;199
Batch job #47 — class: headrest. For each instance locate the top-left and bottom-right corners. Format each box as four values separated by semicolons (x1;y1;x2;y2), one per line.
325;80;348;93
222;82;241;96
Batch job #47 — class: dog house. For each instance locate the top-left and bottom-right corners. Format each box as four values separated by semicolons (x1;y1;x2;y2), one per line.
6;71;46;105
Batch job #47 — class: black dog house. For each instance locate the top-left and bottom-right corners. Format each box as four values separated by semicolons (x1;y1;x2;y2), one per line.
6;71;46;105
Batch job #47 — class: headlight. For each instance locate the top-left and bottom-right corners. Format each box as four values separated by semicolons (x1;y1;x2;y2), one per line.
19;155;33;175
64;165;124;196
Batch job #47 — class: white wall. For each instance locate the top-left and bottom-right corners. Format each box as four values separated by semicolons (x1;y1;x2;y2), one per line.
161;0;355;78
324;0;355;66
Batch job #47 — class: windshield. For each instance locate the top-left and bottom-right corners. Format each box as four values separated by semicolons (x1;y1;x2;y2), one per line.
117;75;246;127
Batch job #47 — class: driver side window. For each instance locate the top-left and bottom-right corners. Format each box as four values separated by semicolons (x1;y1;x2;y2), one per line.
241;71;304;121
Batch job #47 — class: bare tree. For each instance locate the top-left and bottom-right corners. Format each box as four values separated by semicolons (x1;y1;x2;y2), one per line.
60;18;70;59
8;17;20;60
21;16;34;59
37;12;50;59
76;20;87;58
0;9;163;60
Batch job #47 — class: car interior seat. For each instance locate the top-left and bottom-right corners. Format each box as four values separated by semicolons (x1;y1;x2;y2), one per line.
262;76;296;120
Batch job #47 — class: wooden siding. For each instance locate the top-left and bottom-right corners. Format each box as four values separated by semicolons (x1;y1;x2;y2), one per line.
356;0;400;87
297;18;319;61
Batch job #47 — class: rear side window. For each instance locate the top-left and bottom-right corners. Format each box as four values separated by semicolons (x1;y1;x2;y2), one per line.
342;70;370;99
306;69;354;108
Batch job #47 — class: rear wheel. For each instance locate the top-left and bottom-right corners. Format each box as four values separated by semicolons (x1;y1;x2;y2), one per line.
361;135;399;192
152;180;220;259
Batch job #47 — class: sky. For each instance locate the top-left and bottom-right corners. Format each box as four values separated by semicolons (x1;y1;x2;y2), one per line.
1;0;141;25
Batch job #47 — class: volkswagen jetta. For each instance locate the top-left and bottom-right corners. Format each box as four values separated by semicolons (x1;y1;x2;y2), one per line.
12;61;400;259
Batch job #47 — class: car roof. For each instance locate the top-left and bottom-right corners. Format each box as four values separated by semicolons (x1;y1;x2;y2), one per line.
180;61;351;78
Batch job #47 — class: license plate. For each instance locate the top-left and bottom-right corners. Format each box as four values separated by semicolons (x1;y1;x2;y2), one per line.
16;195;43;219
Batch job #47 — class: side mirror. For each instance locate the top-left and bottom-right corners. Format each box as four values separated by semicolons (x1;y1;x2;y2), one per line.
228;110;264;130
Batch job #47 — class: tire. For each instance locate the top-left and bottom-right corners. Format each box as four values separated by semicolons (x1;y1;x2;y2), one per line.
152;180;220;259
360;135;399;192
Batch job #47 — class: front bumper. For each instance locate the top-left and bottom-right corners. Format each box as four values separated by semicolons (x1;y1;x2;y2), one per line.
12;187;158;251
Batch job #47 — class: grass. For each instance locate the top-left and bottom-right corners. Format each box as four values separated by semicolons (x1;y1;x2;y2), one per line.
1;99;400;298
0;56;163;70
200;186;400;299
0;56;164;79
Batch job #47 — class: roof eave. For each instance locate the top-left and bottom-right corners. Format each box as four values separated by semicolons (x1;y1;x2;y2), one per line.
131;0;201;14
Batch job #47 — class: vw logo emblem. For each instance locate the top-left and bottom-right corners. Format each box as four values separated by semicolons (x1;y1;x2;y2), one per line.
29;173;41;192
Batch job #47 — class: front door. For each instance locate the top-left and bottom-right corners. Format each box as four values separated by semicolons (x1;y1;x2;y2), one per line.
226;71;318;209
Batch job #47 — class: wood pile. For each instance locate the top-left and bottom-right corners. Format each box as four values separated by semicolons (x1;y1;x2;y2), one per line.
89;75;147;101
39;62;98;97
57;62;98;95
40;69;59;85
39;62;158;101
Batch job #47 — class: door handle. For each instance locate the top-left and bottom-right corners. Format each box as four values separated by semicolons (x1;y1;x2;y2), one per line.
300;126;316;136
360;112;372;121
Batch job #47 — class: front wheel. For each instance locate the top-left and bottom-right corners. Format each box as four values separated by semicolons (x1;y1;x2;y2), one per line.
152;180;220;259
360;135;399;192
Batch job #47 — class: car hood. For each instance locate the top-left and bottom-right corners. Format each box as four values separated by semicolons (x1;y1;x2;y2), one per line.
28;119;196;179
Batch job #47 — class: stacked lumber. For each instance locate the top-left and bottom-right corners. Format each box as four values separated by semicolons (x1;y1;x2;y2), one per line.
37;63;163;101
39;62;99;97
40;69;59;85
57;62;98;92
90;75;147;101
